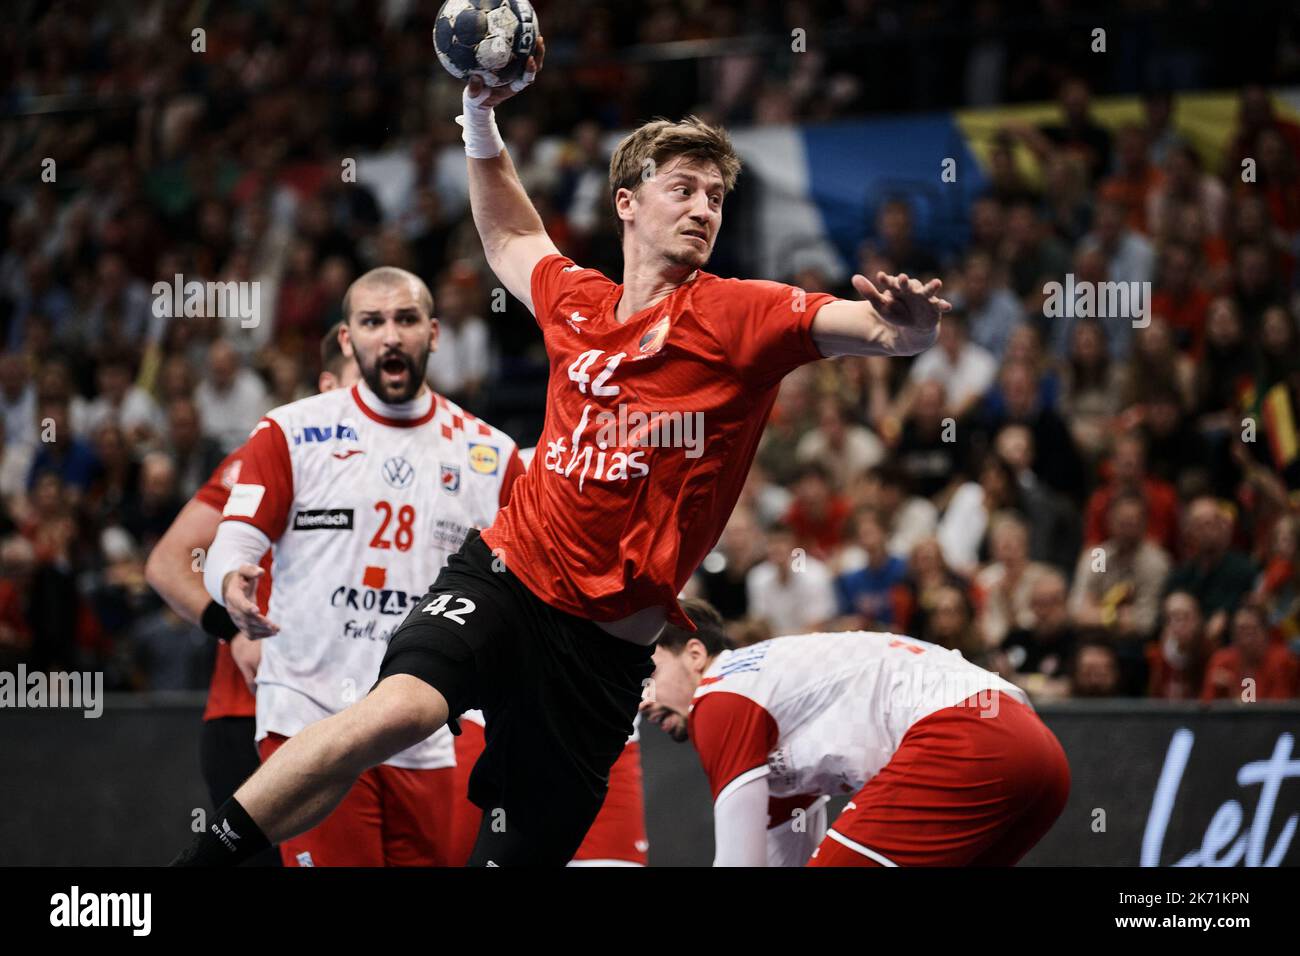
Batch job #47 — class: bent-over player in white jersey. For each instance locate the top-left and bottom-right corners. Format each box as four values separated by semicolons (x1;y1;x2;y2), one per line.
643;600;1070;866
201;267;524;865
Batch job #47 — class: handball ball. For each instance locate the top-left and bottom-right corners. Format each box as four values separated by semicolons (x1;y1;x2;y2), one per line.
433;0;539;88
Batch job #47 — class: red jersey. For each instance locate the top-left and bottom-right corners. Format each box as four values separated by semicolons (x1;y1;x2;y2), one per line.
194;450;271;721
481;254;836;628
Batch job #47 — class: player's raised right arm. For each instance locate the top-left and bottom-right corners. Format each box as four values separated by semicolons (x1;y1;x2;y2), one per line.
459;39;558;314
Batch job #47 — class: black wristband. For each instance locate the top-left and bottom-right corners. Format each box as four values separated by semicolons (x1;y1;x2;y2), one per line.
200;600;240;641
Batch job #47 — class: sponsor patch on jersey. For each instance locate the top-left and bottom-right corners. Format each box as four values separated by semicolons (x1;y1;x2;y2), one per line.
467;443;499;475
634;316;670;359
289;423;360;446
223;483;266;518
292;508;354;531
440;463;461;493
382;456;415;489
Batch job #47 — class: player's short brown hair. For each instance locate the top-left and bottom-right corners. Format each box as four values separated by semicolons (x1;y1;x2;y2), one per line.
657;598;730;657
341;266;434;321
608;116;742;238
319;321;347;376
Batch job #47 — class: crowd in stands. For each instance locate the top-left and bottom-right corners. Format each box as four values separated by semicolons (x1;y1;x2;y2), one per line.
1;1;1298;700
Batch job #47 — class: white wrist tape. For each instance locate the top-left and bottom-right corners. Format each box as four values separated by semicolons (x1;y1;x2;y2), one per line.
456;85;505;159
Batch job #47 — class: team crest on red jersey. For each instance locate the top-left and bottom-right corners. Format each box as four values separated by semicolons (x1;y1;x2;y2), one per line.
635;316;670;359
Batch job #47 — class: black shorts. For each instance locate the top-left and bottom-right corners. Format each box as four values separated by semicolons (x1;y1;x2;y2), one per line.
377;529;654;863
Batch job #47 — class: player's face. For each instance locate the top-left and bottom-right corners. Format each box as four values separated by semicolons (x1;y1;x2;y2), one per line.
343;283;436;403
641;643;702;743
635;156;724;270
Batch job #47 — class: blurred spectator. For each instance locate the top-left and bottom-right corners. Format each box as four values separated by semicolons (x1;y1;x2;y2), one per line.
27;396;99;497
425;268;491;405
688;505;764;621
1057;317;1122;461
860;198;940;279
975;359;1085;503
0;534;36;670
996;570;1080;696
832;508;908;631
1097;125;1160;233
163;397;226;500
937;453;1024;577
1014;76;1113;186
1077;198;1156;357
994;423;1080;572
1069;637;1123;698
1136;387;1211;496
1165;497;1259;644
972;513;1055;648
0;417;34;504
1147;142;1228;241
79;349;165;446
1123;322;1197;422
1252;513;1300;642
917;583;984;663
1150;244;1211;358
1071;492;1173;639
745;521;836;637
900;311;997;421
841;463;937;563
1083;433;1180;555
900;536;970;637
1000;199;1070;308
119;452;183;557
782;463;851;562
1201;603;1299;700
194;339;269;453
892;380;971;501
950;251;1025;361
795;395;886;496
0;352;37;449
1146;590;1210;700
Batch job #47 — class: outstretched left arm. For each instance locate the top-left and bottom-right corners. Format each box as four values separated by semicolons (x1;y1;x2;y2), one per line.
811;272;950;358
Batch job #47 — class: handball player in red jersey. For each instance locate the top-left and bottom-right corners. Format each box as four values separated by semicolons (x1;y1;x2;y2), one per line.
173;35;951;867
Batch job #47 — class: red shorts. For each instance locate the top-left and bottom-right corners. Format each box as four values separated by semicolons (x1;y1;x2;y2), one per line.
449;721;648;866
258;733;455;867
806;693;1070;867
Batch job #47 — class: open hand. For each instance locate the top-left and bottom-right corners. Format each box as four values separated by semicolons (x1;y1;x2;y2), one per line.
221;564;279;640
852;272;951;352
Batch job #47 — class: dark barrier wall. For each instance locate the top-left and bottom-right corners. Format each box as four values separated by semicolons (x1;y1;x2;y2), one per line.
1;697;1297;866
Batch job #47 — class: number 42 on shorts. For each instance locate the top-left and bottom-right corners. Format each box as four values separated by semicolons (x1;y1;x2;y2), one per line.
421;593;477;624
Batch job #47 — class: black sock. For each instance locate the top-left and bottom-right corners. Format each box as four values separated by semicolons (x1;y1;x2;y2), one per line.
170;797;272;867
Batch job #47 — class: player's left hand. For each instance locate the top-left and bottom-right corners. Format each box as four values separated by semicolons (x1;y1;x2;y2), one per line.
229;632;262;693
852;271;950;353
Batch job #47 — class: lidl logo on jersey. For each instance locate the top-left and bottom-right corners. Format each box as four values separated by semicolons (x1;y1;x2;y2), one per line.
289;423;360;445
440;463;461;494
467;443;499;475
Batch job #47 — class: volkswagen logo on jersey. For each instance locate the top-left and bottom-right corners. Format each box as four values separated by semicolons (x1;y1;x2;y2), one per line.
381;456;415;489
440;463;461;494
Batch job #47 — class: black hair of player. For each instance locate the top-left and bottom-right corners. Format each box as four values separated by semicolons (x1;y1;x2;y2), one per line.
657;598;729;657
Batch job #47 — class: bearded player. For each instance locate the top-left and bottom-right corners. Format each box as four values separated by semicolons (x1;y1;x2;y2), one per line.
174;35;951;867
145;327;360;865
643;599;1070;866
192;267;523;865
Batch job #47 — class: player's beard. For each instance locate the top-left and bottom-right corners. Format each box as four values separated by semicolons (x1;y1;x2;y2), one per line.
665;234;710;271
361;345;427;404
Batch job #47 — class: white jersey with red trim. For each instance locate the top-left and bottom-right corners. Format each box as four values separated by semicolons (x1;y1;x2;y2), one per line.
690;632;1029;799
221;381;524;769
